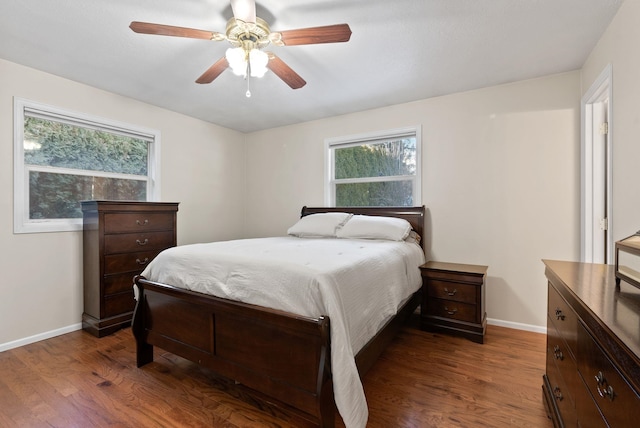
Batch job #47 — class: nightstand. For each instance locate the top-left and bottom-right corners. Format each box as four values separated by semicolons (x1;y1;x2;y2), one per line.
420;261;487;343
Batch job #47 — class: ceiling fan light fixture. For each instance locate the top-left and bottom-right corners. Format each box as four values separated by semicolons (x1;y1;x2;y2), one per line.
225;47;268;78
226;47;247;76
249;49;268;77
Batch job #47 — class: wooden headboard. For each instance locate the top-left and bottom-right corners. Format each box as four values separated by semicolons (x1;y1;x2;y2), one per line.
300;206;426;249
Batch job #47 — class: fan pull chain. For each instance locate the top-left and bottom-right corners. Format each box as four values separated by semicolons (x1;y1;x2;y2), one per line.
245;60;252;97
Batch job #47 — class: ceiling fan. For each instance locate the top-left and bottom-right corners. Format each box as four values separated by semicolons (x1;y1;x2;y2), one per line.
129;0;352;96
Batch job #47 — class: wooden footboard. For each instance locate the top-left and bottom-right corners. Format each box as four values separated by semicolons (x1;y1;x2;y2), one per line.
132;277;334;427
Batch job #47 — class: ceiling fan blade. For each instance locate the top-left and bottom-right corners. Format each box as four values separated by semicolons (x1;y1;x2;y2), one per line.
272;23;352;46
230;0;256;24
266;53;306;89
129;21;224;41
196;57;229;84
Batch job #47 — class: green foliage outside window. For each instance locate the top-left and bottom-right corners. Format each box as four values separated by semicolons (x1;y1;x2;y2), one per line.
24;117;148;174
336;181;413;207
29;172;146;219
24;117;149;219
334;138;416;207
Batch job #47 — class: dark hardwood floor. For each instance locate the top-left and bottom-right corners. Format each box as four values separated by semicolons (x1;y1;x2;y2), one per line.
0;316;551;427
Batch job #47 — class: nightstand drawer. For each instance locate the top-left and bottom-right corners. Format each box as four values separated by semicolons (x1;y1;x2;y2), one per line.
426;298;476;323
104;249;162;274
426;279;476;304
104;230;174;254
104;212;174;234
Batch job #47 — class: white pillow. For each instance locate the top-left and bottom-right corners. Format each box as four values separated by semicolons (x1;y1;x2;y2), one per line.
405;230;422;246
287;212;352;238
336;215;412;241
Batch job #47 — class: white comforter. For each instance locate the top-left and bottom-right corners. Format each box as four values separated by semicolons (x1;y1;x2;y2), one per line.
139;236;425;428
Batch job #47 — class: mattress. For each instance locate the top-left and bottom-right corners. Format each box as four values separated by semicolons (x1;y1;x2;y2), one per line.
139;236;425;428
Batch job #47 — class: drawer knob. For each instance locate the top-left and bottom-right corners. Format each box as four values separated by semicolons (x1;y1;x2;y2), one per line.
595;371;615;401
553;386;563;401
555;308;565;321
553;345;564;361
136;258;149;265
444;306;458;315
136;219;149;226
444;287;457;296
136;238;149;246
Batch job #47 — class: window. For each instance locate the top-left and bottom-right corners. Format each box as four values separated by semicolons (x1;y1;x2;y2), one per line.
14;98;160;233
325;127;421;207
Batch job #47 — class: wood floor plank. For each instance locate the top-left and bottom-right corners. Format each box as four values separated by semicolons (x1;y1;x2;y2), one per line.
0;319;551;427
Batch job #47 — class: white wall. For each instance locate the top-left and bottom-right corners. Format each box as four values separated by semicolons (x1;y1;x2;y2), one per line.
9;6;627;343
0;59;246;347
581;0;640;243
244;72;582;330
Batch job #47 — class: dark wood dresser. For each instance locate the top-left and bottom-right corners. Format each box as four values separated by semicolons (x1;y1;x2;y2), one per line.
420;261;487;343
82;201;179;337
542;260;640;427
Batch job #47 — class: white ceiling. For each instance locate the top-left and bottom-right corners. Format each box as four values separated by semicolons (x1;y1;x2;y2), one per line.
0;0;623;133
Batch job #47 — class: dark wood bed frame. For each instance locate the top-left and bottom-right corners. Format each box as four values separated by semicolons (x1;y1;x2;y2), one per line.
132;206;425;427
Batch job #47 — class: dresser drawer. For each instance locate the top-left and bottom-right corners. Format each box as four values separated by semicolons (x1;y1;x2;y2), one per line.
104;230;174;254
104;272;138;295
426;279;477;304
104;249;162;275
426;298;477;323
104;292;136;318
546;342;576;425
104;212;174;234
575;376;608;428
577;322;640;427
548;284;578;358
547;317;578;406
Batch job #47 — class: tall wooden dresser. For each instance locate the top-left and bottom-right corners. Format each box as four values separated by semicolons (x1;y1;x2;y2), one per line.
82;201;179;337
542;260;640;427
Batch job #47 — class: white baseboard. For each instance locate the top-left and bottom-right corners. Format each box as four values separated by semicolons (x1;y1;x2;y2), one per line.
0;323;82;353
1;318;545;353
487;317;546;334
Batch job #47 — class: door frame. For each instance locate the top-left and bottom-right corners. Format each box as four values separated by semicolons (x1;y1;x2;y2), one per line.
581;64;613;263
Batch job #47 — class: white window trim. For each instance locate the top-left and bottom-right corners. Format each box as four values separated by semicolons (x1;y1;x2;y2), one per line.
324;126;422;206
13;97;161;234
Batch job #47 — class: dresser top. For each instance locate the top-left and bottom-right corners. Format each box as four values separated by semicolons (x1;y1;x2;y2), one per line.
543;259;640;362
81;200;179;212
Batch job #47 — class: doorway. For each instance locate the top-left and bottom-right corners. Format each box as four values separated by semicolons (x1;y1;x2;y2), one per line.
581;64;613;264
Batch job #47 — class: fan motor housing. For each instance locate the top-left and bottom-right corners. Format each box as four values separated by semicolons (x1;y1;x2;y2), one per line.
226;17;271;49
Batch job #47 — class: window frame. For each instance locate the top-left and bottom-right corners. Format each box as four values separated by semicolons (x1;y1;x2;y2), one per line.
13;97;161;234
324;126;422;207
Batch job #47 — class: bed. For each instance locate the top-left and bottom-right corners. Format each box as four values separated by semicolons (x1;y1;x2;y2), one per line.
132;206;426;428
